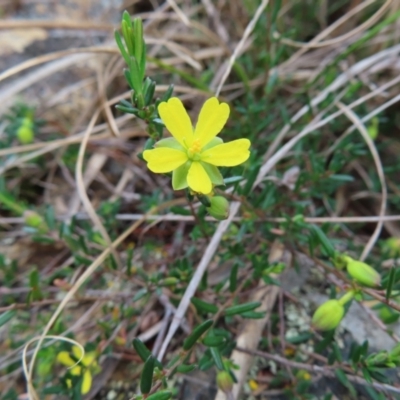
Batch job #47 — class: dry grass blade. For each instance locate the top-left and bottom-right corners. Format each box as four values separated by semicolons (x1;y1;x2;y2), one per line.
279;0;393;49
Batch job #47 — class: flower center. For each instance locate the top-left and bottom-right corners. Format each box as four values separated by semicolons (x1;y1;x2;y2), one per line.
187;138;202;160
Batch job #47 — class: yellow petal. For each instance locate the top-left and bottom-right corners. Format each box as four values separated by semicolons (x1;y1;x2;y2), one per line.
201;139;250;166
72;346;84;362
143;147;188;173
82;352;97;367
70;365;82;376
81;370;92;395
187;161;212;194
158;98;194;148
194;97;230;147
57;351;75;367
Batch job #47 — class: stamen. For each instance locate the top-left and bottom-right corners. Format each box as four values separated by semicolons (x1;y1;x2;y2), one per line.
189;138;201;154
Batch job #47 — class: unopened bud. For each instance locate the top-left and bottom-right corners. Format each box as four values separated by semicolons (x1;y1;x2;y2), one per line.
161;277;179;286
367;351;389;367
207;196;229;220
346;259;381;287
332;253;347;270
24;210;47;232
17;118;34;144
216;370;233;393
312;299;344;331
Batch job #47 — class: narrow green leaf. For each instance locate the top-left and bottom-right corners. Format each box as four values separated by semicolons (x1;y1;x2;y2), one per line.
0;310;16;327
191;298;218;314
133;18;144;67
159;84;174;103
129;57;142;94
144;81;156;106
176;364;196;373
123;68;134;89
133;338;151;362
146;391;172;400
229;263;238;293
183;320;213;351
210;347;224;370
202;335;227;347
114;30;129;65
309;225;335;258
115;104;139;115
240;311;266;319
133;288;147;302
224;301;261;316
140;355;155;394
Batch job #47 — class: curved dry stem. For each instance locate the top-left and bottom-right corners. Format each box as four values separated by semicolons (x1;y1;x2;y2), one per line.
23;336;85;400
337;102;387;261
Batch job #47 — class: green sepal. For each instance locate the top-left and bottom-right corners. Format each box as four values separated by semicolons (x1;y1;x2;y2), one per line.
144;138;156;151
202;137;223;151
201;162;224;185
156;137;184;151
197;194;211;207
172;161;191;190
140;355;155;394
183;320;213;351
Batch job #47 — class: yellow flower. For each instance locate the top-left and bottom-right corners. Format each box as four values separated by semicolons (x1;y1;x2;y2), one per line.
57;346;99;395
143;97;251;194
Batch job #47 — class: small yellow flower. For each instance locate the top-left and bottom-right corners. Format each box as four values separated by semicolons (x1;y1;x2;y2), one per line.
248;379;259;391
57;346;99;395
143;97;251;194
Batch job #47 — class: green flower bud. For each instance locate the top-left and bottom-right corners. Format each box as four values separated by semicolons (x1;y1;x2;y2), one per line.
332;253;347;270
216;370;233;393
24;210;47;232
207;196;229;220
311;299;344;331
346;259;381;287
160;277;179;286
366;351;389;366
17;118;34;144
